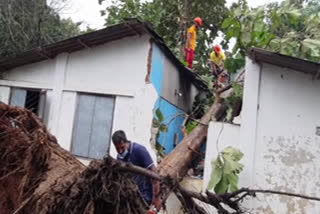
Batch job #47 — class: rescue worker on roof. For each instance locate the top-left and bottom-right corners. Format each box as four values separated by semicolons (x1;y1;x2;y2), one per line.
185;17;203;69
210;45;226;78
210;45;228;88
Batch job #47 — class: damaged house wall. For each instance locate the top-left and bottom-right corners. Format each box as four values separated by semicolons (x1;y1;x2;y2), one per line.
151;43;199;154
0;29;203;169
248;62;320;213
205;57;320;213
0;34;160;164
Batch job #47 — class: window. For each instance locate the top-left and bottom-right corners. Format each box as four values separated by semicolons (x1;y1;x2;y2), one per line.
71;93;115;159
9;88;46;119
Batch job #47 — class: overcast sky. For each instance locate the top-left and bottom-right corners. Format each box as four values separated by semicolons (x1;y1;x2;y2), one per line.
59;0;284;30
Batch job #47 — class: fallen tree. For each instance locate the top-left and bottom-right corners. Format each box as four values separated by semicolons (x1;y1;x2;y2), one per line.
0;81;236;214
1;101;320;214
0;103;148;214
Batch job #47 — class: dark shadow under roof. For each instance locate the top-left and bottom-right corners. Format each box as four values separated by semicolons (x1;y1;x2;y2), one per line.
0;18;207;91
248;48;320;76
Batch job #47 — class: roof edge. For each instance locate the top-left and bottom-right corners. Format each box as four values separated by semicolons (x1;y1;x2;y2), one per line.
248;48;320;75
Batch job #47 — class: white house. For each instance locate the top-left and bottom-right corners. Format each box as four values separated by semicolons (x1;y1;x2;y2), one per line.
0;19;207;164
204;48;320;213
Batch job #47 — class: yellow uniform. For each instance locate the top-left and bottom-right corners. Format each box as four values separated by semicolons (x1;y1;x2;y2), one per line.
210;51;226;66
186;25;197;50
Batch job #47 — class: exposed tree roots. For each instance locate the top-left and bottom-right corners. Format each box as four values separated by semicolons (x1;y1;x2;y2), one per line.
0;103;148;214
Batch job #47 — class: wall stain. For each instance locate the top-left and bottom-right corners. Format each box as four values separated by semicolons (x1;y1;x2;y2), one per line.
253;136;320;213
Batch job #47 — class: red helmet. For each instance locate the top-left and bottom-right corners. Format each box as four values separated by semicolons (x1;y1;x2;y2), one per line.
194;17;203;26
214;45;221;53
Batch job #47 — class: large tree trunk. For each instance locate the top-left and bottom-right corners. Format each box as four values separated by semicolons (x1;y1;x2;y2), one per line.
157;98;223;179
0;103;147;214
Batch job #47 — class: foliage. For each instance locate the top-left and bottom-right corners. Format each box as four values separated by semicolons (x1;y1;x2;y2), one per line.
192;93;215;119
208;147;244;194
185;120;198;134
223;0;320;74
152;108;168;157
99;0;229;75
0;0;81;58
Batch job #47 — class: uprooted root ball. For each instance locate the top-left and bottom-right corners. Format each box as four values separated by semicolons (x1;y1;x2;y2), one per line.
0;103;147;214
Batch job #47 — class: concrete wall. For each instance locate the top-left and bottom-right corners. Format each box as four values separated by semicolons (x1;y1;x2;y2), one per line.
109;84;158;162
238;60;320;213
64;36;150;96
204;60;320;213
203;122;241;188
0;60;55;89
0;35;159;161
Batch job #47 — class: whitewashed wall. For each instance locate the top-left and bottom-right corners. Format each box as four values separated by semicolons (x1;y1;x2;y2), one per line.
203;122;241;214
249;62;320;213
0;60;55;89
204;122;241;189
205;60;320;213
109;84;158;162
0;35;158;164
237;60;320;213
65;36;150;96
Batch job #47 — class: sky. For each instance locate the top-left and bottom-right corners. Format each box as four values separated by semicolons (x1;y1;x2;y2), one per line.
59;0;284;30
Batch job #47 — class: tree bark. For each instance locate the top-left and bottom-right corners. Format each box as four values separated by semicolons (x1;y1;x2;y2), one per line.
157;97;222;178
179;0;189;56
157;96;226;203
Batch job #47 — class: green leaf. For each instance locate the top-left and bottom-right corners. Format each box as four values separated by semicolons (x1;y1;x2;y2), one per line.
208;159;223;190
302;39;320;58
285;9;301;26
209;147;244;193
221;17;234;29
225;54;245;74
214;175;229;194
223;147;244;162
185;121;198;134
159;124;168;132
226;173;239;192
223;157;238;174
155;108;165;123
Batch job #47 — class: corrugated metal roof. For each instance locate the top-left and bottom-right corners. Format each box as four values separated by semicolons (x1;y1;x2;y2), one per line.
248;48;320;77
0;18;207;91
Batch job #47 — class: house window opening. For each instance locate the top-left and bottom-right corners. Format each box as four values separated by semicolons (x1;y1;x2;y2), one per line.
10;88;46;119
25;90;41;114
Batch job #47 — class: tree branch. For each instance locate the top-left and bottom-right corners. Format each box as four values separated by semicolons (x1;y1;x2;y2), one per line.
114;157;320;214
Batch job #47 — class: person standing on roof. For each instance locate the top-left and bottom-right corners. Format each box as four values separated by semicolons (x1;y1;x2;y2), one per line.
185;17;203;69
210;45;229;88
210;45;226;78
